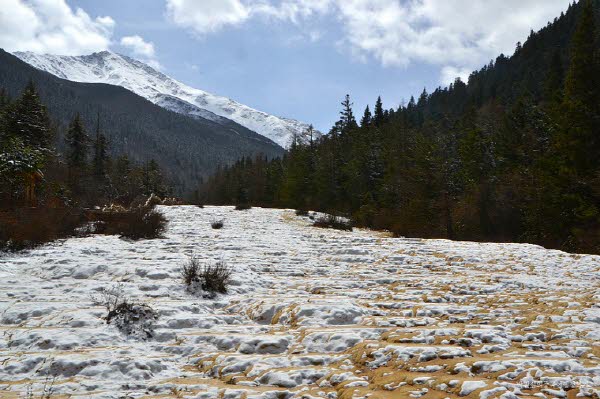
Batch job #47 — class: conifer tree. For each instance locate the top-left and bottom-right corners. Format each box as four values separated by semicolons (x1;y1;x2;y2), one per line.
564;0;598;106
112;155;132;200
0;89;9;142
373;96;384;127
544;50;564;105
417;88;428;107
6;81;51;150
339;94;358;134
142;159;168;196
559;0;600;173
65;114;89;170
92;113;109;178
0;88;9;110
360;105;372;127
305;124;316;146
200;0;600;254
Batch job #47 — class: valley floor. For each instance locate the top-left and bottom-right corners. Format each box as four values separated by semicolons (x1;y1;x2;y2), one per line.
0;206;599;399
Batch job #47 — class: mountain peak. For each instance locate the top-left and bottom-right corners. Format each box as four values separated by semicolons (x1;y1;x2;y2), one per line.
91;50;112;56
14;51;320;148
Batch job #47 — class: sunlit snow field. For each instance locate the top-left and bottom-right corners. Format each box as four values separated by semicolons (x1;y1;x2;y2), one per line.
1;206;599;398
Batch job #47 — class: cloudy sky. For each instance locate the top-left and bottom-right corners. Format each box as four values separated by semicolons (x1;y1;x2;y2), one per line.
0;0;572;131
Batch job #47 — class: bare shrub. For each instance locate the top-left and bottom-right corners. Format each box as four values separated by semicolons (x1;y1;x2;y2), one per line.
0;207;84;251
181;256;201;287
119;207;167;239
26;361;57;399
106;302;157;339
312;216;330;229
201;261;232;294
313;214;353;231
27;379;56;399
91;284;126;313
211;219;224;229
94;206;167;240
91;285;158;339
180;257;232;296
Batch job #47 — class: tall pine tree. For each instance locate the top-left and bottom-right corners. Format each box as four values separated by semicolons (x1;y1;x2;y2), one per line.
339;94;358;134
92;113;109;179
559;0;600;174
65;114;89;170
373;96;384;127
360;105;372;127
5;81;51;150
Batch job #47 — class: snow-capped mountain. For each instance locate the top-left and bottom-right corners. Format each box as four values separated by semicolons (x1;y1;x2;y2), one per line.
14;51;319;148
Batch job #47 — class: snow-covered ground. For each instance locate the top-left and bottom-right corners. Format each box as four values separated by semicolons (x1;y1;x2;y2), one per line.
0;206;599;399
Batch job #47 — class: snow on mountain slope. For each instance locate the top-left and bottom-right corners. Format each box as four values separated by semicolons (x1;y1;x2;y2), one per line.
14;51;319;148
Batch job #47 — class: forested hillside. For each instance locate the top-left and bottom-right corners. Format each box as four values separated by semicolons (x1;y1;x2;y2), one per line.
0;79;174;208
202;0;600;254
0;50;283;195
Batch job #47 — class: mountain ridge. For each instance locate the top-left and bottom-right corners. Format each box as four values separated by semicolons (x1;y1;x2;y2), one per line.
0;49;284;195
14;50;320;148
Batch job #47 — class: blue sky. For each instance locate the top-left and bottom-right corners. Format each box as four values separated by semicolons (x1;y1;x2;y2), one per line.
1;0;573;132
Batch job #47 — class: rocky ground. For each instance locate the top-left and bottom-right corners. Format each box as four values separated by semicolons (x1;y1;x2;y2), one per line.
0;206;598;398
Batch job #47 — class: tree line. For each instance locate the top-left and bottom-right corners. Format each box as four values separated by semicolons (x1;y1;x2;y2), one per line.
201;0;600;254
0;81;171;210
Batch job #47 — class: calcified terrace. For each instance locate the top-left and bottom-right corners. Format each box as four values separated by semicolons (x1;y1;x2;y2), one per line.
0;206;598;398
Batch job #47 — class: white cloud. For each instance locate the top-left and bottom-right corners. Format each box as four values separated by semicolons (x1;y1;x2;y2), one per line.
0;1;163;71
120;35;162;69
120;35;155;58
165;0;334;34
333;0;571;83
0;0;115;55
165;0;571;83
440;66;472;85
254;0;334;23
165;0;251;34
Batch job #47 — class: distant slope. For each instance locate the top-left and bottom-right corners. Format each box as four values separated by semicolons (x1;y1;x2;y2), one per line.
0;49;284;194
14;51;320;148
199;0;600;254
